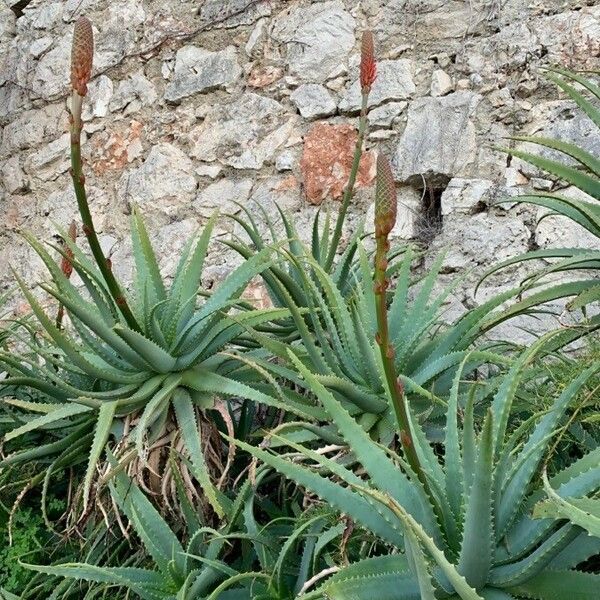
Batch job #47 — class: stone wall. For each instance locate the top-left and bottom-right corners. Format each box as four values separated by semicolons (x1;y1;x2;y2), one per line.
1;0;599;342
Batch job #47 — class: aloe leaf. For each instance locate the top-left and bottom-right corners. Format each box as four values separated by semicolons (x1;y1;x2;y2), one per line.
131;207;167;311
82;400;117;511
2;398;62;414
546;70;600;127
230;436;404;547
4;403;91;441
547;533;600;570
510;135;600;177
405;527;437;600
506;146;600;200
507;569;600;600
182;369;322;421
503;448;600;562
533;470;600;537
489;524;579;587
39;283;152;371
109;458;186;576
288;351;441;540
498;363;600;536
458;410;494;589
568;283;600;311
314;555;416;600
113;323;176;372
173;388;224;518
444;356;468;522
133;375;181;458
21;564;170;600
166;212;219;335
173;244;276;350
13;273;137;384
357;485;484;600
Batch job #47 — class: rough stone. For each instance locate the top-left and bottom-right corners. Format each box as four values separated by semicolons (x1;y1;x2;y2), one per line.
300;123;376;205
339;59;415;113
82;75;114;120
191;93;294;170
394;92;481;184
199;0;271;29
194;178;254;218
441;178;493;216
368;102;406;128
0;104;64;156
164;46;241;103
1;155;27;194
109;72;158;115
438;214;530;272
118;143;197;216
430;69;453;96
271;1;355;82
290;84;337;119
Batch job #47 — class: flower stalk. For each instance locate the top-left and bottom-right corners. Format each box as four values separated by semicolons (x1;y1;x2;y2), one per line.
325;31;377;271
373;154;429;494
69;17;141;332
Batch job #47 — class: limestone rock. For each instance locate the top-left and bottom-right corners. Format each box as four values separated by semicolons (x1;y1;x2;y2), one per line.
194;178;254;218
199;0;271;29
368;102;407;128
394;92;481;184
290;84;336;119
431;69;453;96
300;123;375;205
82;75;114;120
191;93;294;170
164;46;241;103
1;155;27;194
339;59;415;113
110;72;157;114
438;214;530;271
118;143;197;215
272;1;355;82
441;178;493;216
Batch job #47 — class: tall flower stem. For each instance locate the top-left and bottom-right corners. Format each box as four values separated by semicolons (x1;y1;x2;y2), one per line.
324;31;377;271
69;17;141;332
324;91;370;271
373;155;431;498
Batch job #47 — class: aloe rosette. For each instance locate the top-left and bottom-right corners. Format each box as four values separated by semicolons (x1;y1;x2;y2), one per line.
235;333;600;600
0;17;310;519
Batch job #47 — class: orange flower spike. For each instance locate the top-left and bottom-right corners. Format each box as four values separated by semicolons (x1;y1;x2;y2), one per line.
360;30;377;93
71;17;94;97
374;153;397;238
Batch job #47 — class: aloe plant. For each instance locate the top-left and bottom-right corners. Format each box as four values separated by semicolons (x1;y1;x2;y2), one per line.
479;68;600;330
21;462;346;600
235;156;588;444
233;333;600;599
0;17;303;519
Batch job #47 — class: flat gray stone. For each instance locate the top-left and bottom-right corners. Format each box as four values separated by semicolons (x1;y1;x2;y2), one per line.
110;72;158;114
290;84;336;119
339;59;415;113
194;178;254;217
164;45;241;103
191;93;294;170
394;92;481;184
272;1;355;82
119;144;197;215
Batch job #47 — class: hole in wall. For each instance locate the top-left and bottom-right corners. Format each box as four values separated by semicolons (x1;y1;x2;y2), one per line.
10;0;33;18
411;174;448;244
